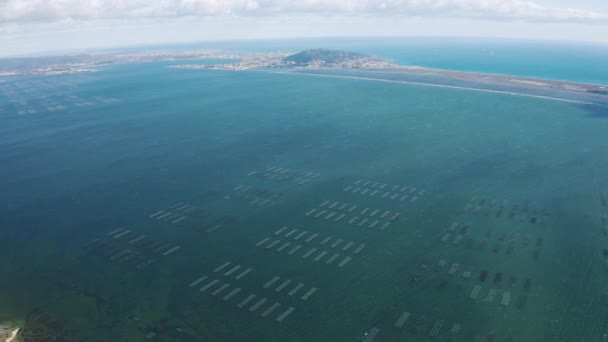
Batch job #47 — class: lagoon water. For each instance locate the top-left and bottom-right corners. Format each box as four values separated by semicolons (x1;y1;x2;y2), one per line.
2;43;608;341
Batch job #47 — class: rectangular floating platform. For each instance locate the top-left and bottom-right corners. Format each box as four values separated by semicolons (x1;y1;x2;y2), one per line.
314;210;326;218
361;189;370;195
338;256;352;267
348;217;359;224
484;288;497;302
294;231;307;240
448;264;460;275
224;265;242;276
211;283;231;296
339;203;348;210
429;320;444;337
305;233;319;243
237;294;256;308
348;205;358;212
394;312;411;328
110;249;131;261
342;242;354;251
277;242;291;252
369;190;378;196
200;279;220;292
354;244;366;254
320;237;332;245
380;211;391;219
370;209;380;216
287;283;304;297
344;186;353;192
274;227;288;235
334;214;346;222
303;248;318;259
249;298;268;312
501;292;511;306
256;237;270;246
235;268;253;280
162;246;181;256
129;235;146;244
276;306;296;322
440;233;450;242
362;328;380;342
324;212;336;220
470;285;481;300
361;208;370;215
266;240;281;249
149;211;164;218
264;276;281;289
189;276;208;288
326;253;340;264
390;213;400;220
369;220;379;229
275;280;292;292
301;287;317;300
305;209;317;216
329;202;340;209
331;239;343;248
214;262;231;273
156;212;172;220
358;218;369;226
288;245;302;255
285;229;297;238
224;288;241;301
379;222;391;230
313;251;328;261
114;230;131;239
171;216;187;224
107;228;123;236
261;302;281;318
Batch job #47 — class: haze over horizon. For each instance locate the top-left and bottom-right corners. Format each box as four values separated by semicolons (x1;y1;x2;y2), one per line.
2;0;608;57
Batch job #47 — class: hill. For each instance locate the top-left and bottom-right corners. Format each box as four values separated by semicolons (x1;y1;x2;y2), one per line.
284;49;370;65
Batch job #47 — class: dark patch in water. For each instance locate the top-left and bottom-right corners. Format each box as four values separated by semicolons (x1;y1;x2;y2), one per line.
583;104;608;119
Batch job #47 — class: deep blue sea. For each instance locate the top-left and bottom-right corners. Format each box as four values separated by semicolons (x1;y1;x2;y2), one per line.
2;39;608;341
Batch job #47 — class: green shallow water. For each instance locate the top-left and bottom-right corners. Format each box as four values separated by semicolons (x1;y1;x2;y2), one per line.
1;62;608;341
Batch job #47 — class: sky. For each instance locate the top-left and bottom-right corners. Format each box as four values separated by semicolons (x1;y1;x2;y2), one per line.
2;0;608;57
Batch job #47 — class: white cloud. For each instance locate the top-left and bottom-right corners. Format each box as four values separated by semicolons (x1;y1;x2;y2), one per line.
1;0;608;23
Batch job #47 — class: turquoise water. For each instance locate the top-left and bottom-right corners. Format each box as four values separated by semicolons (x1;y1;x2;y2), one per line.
2;58;608;340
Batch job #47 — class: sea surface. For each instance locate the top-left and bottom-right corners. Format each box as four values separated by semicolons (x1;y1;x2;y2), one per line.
1;46;608;341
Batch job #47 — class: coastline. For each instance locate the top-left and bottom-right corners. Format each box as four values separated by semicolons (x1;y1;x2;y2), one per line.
263;66;608;106
269;70;597;105
0;325;19;342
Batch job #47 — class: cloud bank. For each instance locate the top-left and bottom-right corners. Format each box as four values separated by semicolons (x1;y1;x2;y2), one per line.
1;0;607;23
